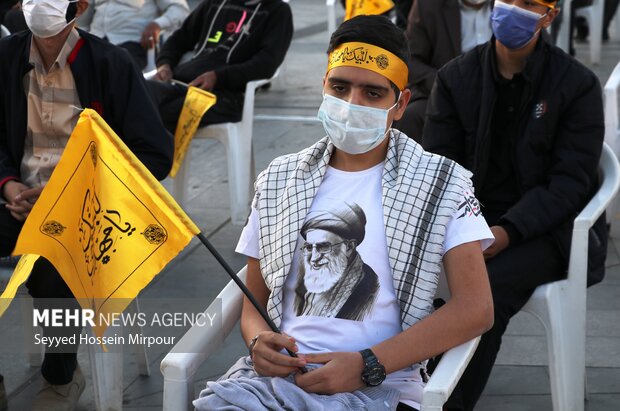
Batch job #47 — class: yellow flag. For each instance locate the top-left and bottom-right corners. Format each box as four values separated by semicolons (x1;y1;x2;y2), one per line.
170;87;217;177
10;109;200;337
345;0;395;20
0;254;40;317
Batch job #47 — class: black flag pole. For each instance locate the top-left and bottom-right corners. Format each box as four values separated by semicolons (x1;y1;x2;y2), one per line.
197;232;308;373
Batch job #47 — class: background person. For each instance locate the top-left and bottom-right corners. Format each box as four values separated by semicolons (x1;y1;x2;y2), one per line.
393;0;492;141
0;0;172;409
147;0;293;133
0;0;27;33
423;0;606;409
77;0;190;70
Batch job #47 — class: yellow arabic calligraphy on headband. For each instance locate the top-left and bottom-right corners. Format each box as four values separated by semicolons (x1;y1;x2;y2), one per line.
327;42;408;91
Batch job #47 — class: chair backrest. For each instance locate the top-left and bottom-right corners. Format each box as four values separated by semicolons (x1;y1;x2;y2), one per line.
240;67;280;124
567;142;620;287
604;61;620;156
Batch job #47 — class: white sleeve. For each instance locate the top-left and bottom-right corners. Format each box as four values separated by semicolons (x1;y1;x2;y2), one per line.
443;191;495;255
235;205;260;259
154;0;190;32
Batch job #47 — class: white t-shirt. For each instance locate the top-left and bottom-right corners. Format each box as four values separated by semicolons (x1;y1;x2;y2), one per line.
236;162;493;408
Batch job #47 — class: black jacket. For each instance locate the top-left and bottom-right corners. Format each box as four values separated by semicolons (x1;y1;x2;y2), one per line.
157;0;293;91
0;29;173;187
423;37;606;284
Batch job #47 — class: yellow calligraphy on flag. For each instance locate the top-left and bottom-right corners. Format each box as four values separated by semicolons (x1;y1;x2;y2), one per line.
10;109;200;337
170;87;217;177
345;0;395;20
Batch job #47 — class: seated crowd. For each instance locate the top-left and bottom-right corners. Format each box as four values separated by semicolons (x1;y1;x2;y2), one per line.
0;0;608;410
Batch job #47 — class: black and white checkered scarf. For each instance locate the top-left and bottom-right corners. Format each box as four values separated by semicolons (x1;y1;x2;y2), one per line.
253;130;474;330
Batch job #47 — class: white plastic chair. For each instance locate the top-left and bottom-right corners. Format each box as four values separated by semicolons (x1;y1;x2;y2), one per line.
160;266;481;411
520;142;620;411
144;47;157;73
300;0;335;34
0;24;10;38
171;69;280;225
604;61;620;156
603;61;620;228
326;0;337;34
556;0;604;64
23;297;150;411
615;3;620;40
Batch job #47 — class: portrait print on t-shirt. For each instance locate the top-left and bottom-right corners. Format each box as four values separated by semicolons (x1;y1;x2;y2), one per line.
293;202;379;321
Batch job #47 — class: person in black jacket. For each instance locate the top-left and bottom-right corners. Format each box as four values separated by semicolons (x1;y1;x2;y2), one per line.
422;0;606;409
0;0;27;33
0;0;172;409
148;0;293;133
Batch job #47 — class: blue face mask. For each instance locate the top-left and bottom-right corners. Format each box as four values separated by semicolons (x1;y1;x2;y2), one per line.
491;1;547;50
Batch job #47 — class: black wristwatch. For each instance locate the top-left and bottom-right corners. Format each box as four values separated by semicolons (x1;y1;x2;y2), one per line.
359;348;386;386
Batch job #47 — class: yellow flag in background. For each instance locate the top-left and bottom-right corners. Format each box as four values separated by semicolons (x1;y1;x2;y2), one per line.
10;109;200;337
0;254;40;318
170;87;217;177
345;0;395;20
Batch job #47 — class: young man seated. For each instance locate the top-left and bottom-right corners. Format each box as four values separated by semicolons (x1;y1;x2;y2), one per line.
194;15;495;411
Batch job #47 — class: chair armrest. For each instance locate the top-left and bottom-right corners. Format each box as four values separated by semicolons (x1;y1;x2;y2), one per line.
240;67;281;125
160;267;247;382
420;336;481;411
143;69;158;80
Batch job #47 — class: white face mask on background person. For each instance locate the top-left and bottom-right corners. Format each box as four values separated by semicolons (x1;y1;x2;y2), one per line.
317;93;400;155
463;0;490;5
22;0;78;38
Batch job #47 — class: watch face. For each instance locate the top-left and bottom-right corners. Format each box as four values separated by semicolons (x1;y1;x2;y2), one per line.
363;365;386;386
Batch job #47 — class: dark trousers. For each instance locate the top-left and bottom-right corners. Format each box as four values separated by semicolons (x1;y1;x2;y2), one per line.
445;233;565;410
1;8;27;33
147;81;243;133
0;206;79;385
118;41;147;71
604;0;620;36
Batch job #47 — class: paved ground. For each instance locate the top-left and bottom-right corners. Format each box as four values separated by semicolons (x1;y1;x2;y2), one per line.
1;1;620;410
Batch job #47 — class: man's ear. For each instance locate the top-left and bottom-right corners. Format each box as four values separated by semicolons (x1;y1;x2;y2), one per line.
393;88;411;121
542;7;560;29
76;0;90;18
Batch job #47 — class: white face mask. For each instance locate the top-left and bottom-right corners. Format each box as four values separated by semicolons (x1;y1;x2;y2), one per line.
464;0;489;5
317;93;399;155
23;0;78;39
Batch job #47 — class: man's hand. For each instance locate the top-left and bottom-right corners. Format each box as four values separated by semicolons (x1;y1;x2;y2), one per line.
295;351;365;394
3;181;43;222
250;331;307;378
189;71;217;91
153;64;173;82
140;22;161;49
483;225;510;260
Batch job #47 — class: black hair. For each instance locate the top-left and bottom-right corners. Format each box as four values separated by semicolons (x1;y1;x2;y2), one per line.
327;15;409;99
66;1;78;23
